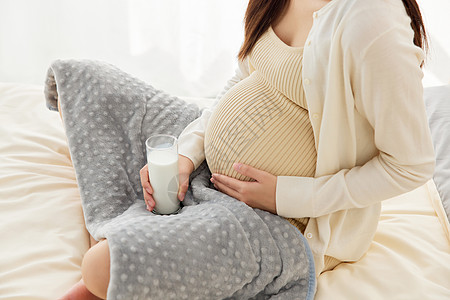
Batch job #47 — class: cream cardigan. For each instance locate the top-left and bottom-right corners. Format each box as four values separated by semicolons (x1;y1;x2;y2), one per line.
177;0;435;276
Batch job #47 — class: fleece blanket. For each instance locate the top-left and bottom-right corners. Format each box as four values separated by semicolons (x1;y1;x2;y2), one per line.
44;59;315;300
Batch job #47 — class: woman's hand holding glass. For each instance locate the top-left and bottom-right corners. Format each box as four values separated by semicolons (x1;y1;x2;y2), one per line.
140;154;194;212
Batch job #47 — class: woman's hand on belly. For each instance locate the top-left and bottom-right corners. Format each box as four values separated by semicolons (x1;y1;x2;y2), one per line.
210;163;277;214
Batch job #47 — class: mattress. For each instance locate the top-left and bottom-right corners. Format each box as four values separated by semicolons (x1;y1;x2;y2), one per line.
0;82;449;299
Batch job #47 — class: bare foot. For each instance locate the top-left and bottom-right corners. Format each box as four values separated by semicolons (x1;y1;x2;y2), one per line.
58;279;103;300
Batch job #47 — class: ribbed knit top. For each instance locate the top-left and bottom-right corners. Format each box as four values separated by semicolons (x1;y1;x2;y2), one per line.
204;26;317;233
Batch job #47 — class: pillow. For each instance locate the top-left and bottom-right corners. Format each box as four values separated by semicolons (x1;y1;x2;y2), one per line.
424;84;450;221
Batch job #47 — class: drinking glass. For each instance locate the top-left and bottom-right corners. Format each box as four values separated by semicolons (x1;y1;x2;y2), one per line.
145;134;180;214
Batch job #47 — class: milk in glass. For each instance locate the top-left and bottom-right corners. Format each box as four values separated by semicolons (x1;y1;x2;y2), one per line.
145;135;180;214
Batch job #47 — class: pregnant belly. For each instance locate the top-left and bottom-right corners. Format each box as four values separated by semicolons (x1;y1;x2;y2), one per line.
204;74;316;182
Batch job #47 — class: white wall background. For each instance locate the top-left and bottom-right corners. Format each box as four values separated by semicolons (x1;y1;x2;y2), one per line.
0;0;248;98
417;0;450;87
0;0;448;98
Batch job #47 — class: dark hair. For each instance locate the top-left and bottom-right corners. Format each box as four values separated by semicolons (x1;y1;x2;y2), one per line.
237;0;428;62
237;0;290;61
400;0;428;51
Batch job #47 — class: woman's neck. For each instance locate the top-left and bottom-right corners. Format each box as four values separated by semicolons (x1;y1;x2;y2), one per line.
272;0;331;48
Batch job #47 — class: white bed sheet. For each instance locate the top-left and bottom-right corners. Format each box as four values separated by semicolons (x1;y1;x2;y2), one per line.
0;83;89;299
0;82;449;299
316;179;450;299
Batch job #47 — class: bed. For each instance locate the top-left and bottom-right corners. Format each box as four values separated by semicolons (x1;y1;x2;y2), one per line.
0;81;449;299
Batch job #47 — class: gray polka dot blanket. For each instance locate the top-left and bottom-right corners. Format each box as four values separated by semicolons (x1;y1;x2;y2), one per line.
44;59;316;300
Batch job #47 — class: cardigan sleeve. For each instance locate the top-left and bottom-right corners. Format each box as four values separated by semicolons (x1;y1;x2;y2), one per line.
178;57;250;170
276;12;435;218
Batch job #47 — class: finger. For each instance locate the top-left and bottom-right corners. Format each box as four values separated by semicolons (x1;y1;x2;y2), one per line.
211;173;244;192
178;169;192;201
139;165;153;194
144;191;155;206
178;171;190;192
178;185;187;201
143;190;155;210
178;177;188;201
212;179;242;202
233;163;265;182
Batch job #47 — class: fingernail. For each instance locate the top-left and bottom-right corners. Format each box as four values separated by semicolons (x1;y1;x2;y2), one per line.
233;163;242;170
179;192;185;201
146;188;152;194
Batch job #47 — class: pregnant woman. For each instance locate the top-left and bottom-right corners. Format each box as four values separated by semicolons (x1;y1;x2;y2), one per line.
59;0;434;299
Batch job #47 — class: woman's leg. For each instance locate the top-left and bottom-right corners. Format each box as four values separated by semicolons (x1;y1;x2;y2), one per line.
81;239;111;299
57;240;110;300
57;280;101;300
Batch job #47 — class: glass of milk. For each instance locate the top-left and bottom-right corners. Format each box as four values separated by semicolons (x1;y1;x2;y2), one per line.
145;134;180;215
